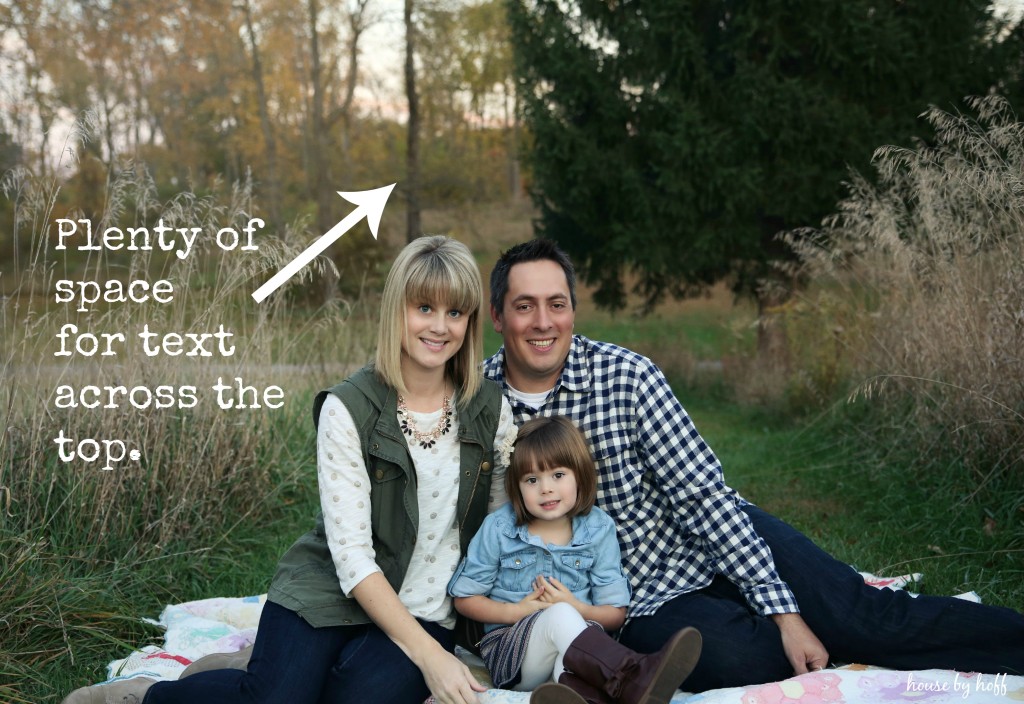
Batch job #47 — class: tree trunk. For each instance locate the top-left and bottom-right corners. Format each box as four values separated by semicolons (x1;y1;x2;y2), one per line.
241;0;282;229
404;0;421;243
307;0;339;301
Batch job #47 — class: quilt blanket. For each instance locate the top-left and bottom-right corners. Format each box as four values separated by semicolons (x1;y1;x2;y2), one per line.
98;586;1022;704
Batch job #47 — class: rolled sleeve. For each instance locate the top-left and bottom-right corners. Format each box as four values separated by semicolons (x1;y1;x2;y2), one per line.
447;513;501;597
587;512;631;607
318;394;382;596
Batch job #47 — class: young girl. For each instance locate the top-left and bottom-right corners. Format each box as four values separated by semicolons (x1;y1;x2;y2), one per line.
63;236;517;704
449;416;702;704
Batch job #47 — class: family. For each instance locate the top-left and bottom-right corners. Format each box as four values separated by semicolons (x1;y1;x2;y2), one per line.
65;236;1024;704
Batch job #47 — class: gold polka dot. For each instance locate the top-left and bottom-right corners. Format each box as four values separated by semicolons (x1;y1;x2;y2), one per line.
349;570;355;577
359;523;366;529
354;481;362;488
326;431;332;439
357;501;364;509
351;462;358;468
428;533;435;540
329;409;336;416
333;495;340;502
432;491;439;498
428;577;435;583
430;512;437;519
427;597;434;602
328;453;334;460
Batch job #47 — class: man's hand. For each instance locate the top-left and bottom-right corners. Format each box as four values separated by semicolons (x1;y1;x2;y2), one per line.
771;613;829;674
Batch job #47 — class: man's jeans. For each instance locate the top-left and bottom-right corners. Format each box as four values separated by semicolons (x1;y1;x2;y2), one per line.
144;600;454;704
620;504;1024;692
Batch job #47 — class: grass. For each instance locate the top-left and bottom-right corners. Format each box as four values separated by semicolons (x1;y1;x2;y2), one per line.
6;105;1024;701
684;385;1024;611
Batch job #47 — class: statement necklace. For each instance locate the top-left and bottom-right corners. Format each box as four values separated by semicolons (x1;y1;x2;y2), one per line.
397;393;453;449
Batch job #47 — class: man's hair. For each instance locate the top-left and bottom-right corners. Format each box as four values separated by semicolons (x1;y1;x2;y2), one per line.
376;235;483;402
489;239;577;314
505;415;597;526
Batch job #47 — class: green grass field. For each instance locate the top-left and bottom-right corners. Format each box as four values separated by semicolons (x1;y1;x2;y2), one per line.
5;202;1022;702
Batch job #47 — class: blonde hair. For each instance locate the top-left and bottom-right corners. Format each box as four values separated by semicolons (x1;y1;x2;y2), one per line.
505;416;598;525
375;235;483;402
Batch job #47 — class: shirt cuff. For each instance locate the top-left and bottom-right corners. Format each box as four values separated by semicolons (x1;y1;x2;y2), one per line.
447;563;492;598
745;581;801;616
591;577;631;608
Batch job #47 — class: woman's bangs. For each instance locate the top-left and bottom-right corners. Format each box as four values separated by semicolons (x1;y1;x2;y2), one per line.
405;258;480;314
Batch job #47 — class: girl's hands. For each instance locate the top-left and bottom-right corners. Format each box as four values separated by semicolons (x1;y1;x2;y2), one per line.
516;583;550;619
533;575;581;608
417;646;487;704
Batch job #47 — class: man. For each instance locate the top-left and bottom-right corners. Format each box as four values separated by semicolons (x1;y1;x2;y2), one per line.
483;239;1024;692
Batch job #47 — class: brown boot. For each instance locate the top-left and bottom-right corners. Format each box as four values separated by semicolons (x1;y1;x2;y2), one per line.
531;671;614;704
531;682;588;704
61;677;156;704
562;626;702;704
180;644;253;678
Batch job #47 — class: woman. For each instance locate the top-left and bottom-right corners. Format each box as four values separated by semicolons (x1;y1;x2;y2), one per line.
64;235;517;704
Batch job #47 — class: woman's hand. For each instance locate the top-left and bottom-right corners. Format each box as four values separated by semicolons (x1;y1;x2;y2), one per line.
416;645;487;704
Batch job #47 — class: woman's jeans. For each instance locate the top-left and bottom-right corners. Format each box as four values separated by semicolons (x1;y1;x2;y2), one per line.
144;600;454;704
620;505;1024;692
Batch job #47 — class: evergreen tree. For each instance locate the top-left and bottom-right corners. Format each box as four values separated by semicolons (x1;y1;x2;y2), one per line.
508;0;1022;310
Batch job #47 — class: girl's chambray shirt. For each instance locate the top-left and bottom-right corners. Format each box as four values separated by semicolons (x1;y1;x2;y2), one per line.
447;502;631;632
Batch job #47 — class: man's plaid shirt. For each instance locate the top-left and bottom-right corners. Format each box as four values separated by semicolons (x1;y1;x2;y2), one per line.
484;335;799;618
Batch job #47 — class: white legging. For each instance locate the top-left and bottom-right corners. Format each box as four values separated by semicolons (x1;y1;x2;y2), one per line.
513;602;590;691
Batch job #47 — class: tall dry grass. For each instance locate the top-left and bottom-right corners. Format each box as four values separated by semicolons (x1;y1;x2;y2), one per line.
0;117;376;689
780;95;1024;486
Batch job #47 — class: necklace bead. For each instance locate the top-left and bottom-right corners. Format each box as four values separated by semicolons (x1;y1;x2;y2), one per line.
397;394;453;449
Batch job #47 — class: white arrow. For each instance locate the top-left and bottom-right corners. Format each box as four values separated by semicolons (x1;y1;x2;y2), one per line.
252;183;396;303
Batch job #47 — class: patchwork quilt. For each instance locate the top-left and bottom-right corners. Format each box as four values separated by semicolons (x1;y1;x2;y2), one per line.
95;576;1022;704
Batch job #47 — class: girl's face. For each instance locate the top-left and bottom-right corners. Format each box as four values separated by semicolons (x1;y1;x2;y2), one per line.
518;465;578;523
401;299;469;379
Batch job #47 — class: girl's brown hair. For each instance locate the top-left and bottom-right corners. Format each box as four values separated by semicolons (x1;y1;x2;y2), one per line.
505;416;598;525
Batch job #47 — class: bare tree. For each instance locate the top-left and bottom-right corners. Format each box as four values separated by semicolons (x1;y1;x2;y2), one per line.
404;0;420;243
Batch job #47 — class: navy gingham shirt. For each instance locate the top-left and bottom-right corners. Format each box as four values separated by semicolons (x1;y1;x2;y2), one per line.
484;335;799;619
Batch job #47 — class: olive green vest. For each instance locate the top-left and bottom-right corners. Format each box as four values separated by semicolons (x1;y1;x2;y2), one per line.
267;365;501;632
